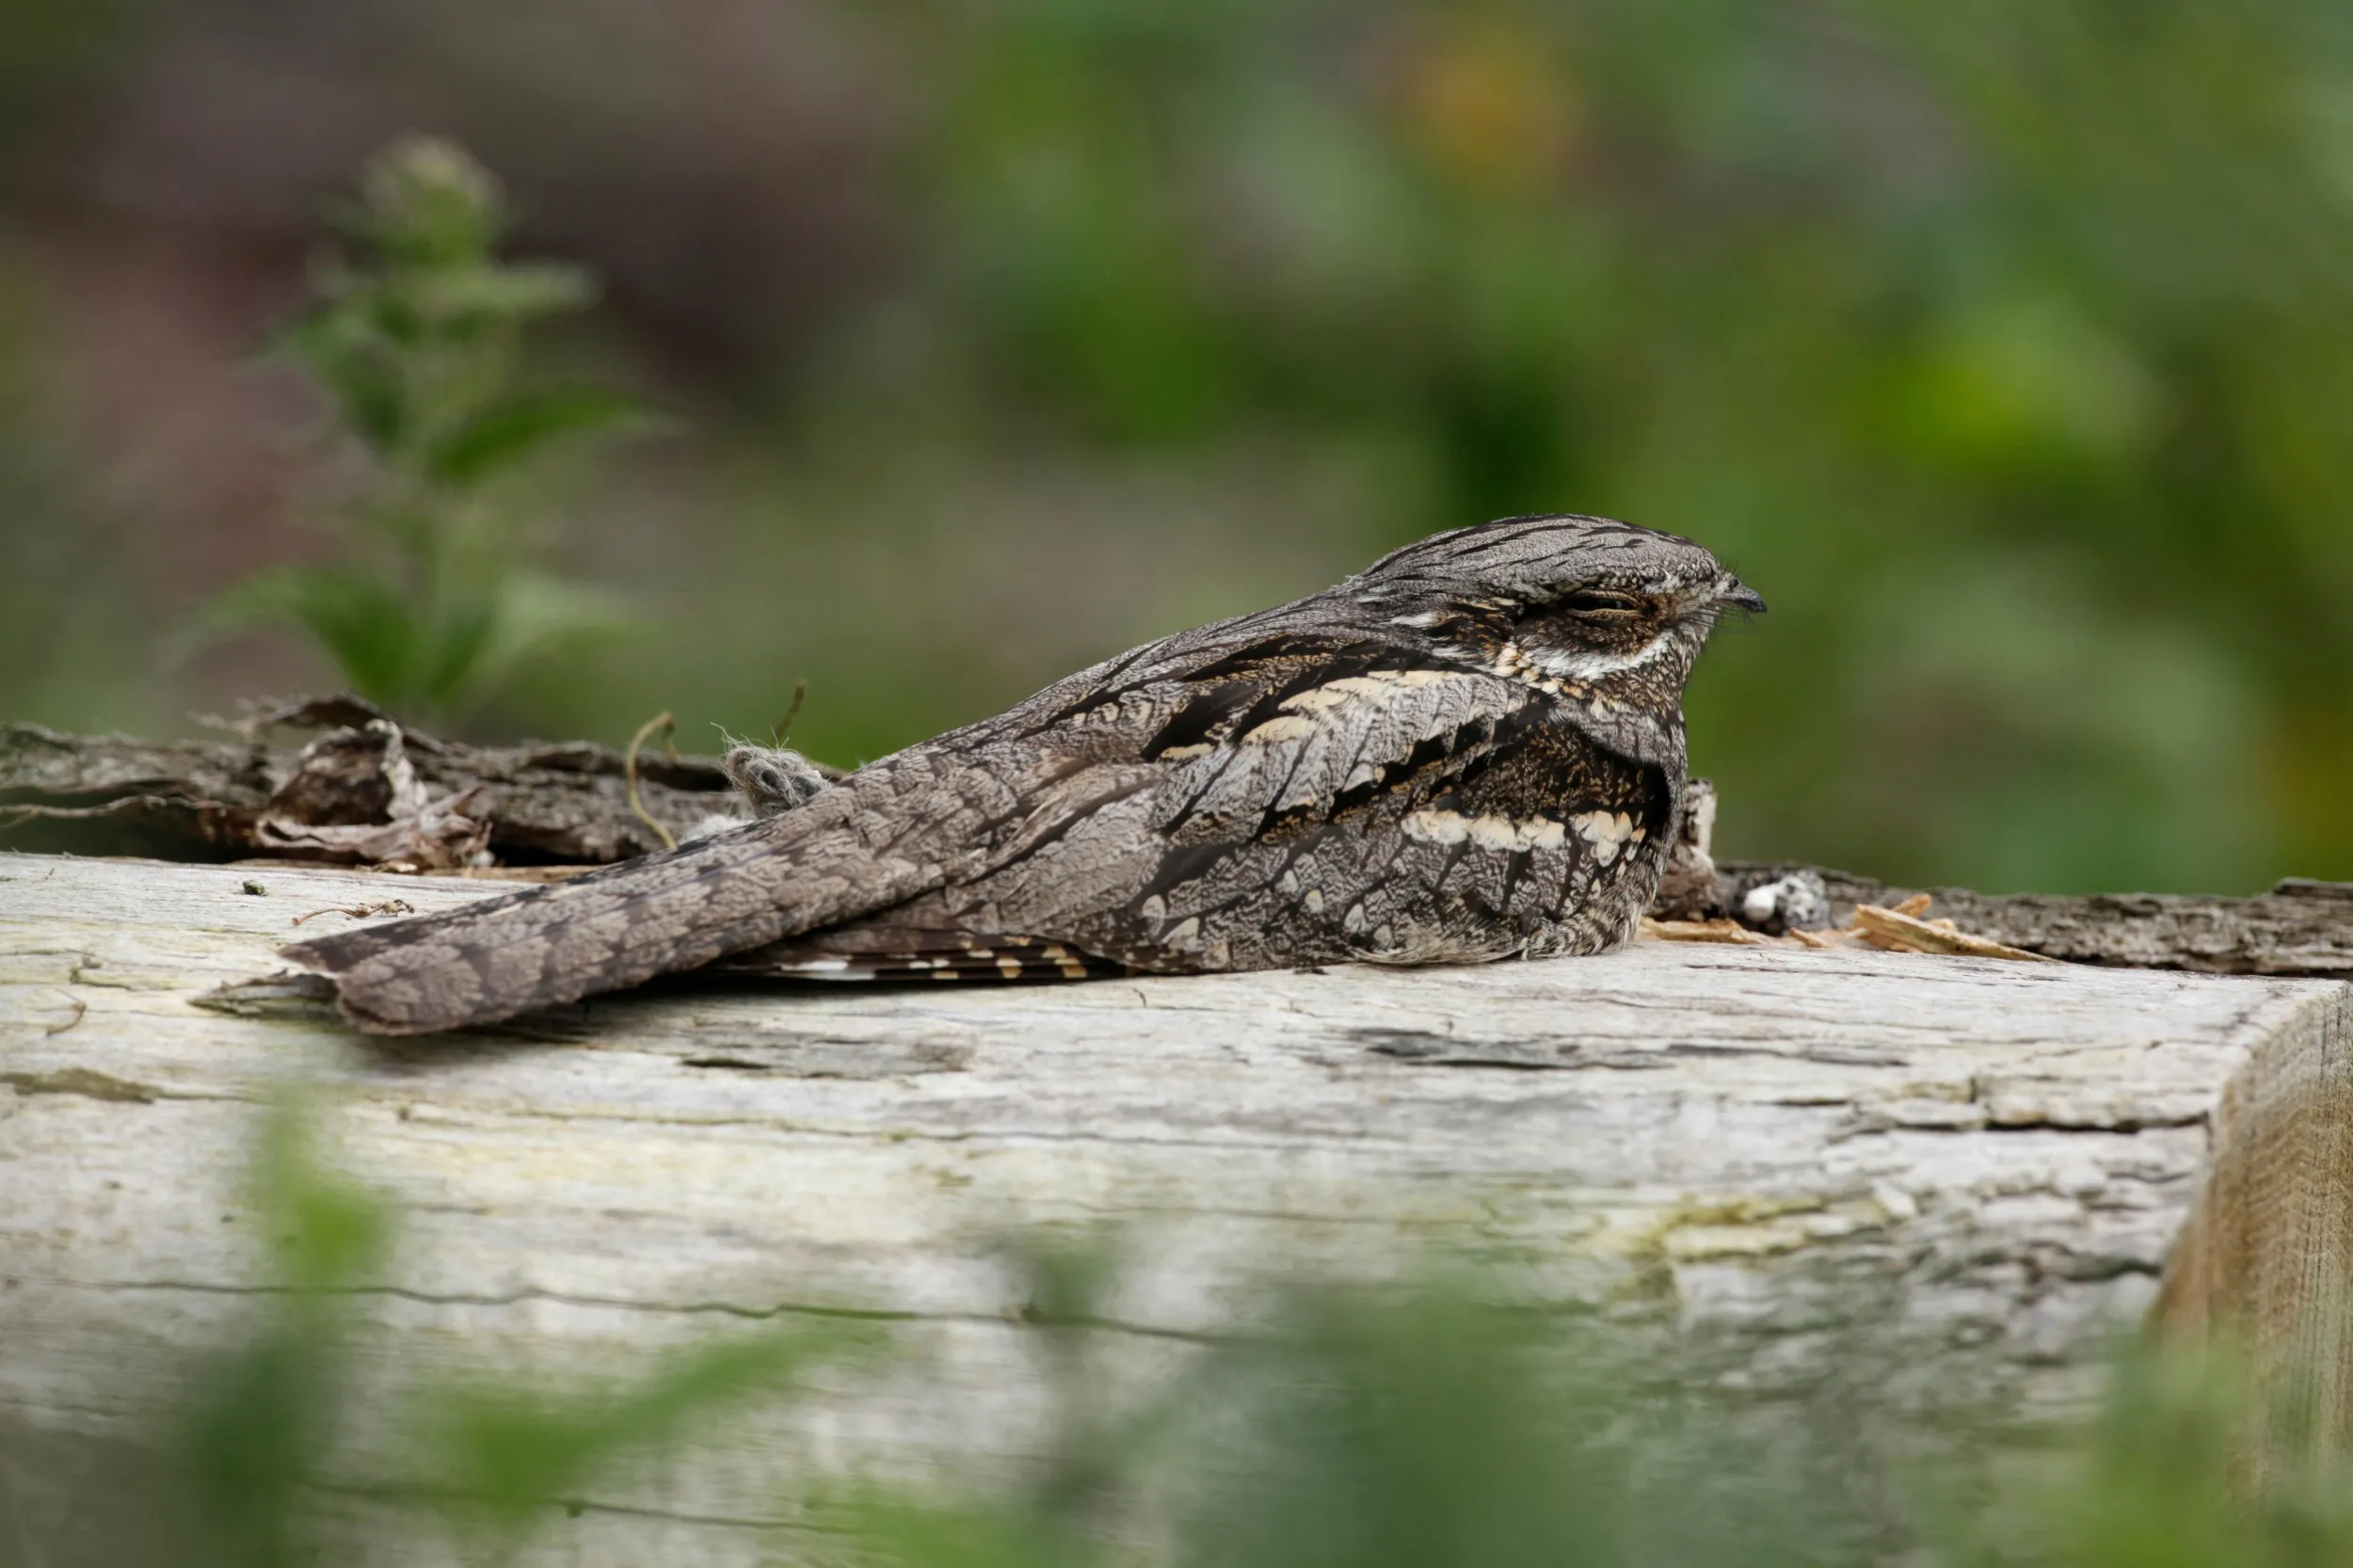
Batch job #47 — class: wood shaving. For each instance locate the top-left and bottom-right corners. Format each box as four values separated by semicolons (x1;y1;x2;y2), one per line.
1640;918;1775;946
1642;895;2056;963
290;899;417;927
1851;904;2056;962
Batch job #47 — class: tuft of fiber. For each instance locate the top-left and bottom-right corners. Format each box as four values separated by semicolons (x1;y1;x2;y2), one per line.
719;742;834;817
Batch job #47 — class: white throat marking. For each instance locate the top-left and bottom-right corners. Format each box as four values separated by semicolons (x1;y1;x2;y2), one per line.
1500;629;1675;684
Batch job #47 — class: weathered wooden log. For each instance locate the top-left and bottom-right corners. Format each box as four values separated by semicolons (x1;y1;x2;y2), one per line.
3;850;2351;1564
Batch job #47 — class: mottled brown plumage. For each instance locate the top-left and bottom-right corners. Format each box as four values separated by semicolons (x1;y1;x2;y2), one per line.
285;514;1761;1032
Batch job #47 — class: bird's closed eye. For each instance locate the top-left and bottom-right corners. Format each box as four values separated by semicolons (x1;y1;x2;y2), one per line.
1559;589;1643;616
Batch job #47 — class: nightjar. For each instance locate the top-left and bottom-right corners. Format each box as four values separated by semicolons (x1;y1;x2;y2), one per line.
288;514;1762;1032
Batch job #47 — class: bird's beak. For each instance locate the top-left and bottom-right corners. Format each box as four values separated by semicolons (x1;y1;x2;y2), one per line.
1715;578;1767;614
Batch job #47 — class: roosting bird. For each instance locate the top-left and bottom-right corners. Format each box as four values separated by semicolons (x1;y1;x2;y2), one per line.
286;514;1763;1032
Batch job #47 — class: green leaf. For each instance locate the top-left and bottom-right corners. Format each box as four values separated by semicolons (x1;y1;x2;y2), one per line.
410;593;504;712
443;572;643;704
427;1325;867;1545
406;263;598;326
271;306;410;455
181;564;424;709
489;572;645;654
407;574;642;716
248;1095;393;1294
168;1099;394;1568
273;571;426;709
427;387;648;486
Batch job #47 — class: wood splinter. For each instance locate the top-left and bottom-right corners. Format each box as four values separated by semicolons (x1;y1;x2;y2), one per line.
289;898;417;927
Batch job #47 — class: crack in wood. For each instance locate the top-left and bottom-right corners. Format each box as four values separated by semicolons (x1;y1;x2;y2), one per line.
56;1277;1228;1345
3;1067;157;1104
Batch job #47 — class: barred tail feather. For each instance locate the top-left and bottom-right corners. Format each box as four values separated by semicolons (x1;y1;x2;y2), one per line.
281;754;991;1033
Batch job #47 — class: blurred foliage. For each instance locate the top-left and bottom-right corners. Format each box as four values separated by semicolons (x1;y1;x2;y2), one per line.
2020;1348;2353;1568
833;0;2353;892
172;1101;390;1568
0;0;2348;889
183;136;645;726
846;1237;1900;1568
0;1096;860;1568
10;1112;2353;1566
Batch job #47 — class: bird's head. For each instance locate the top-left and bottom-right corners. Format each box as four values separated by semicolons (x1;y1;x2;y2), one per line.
1347;514;1762;711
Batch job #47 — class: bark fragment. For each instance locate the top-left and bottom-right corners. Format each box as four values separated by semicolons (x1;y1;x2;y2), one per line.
1;696;787;867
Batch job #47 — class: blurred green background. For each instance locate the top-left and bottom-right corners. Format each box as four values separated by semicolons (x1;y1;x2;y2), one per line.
1;0;2348;894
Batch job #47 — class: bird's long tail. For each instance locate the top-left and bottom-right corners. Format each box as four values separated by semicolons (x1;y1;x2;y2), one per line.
282;754;987;1033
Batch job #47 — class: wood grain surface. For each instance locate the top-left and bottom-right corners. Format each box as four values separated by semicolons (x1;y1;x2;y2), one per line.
4;851;2350;1564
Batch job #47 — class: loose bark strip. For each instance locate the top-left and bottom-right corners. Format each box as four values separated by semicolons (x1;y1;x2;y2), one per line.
1;699;764;866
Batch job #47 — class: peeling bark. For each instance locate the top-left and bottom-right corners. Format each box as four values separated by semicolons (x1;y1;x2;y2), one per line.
1707;862;2353;981
0;697;771;867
